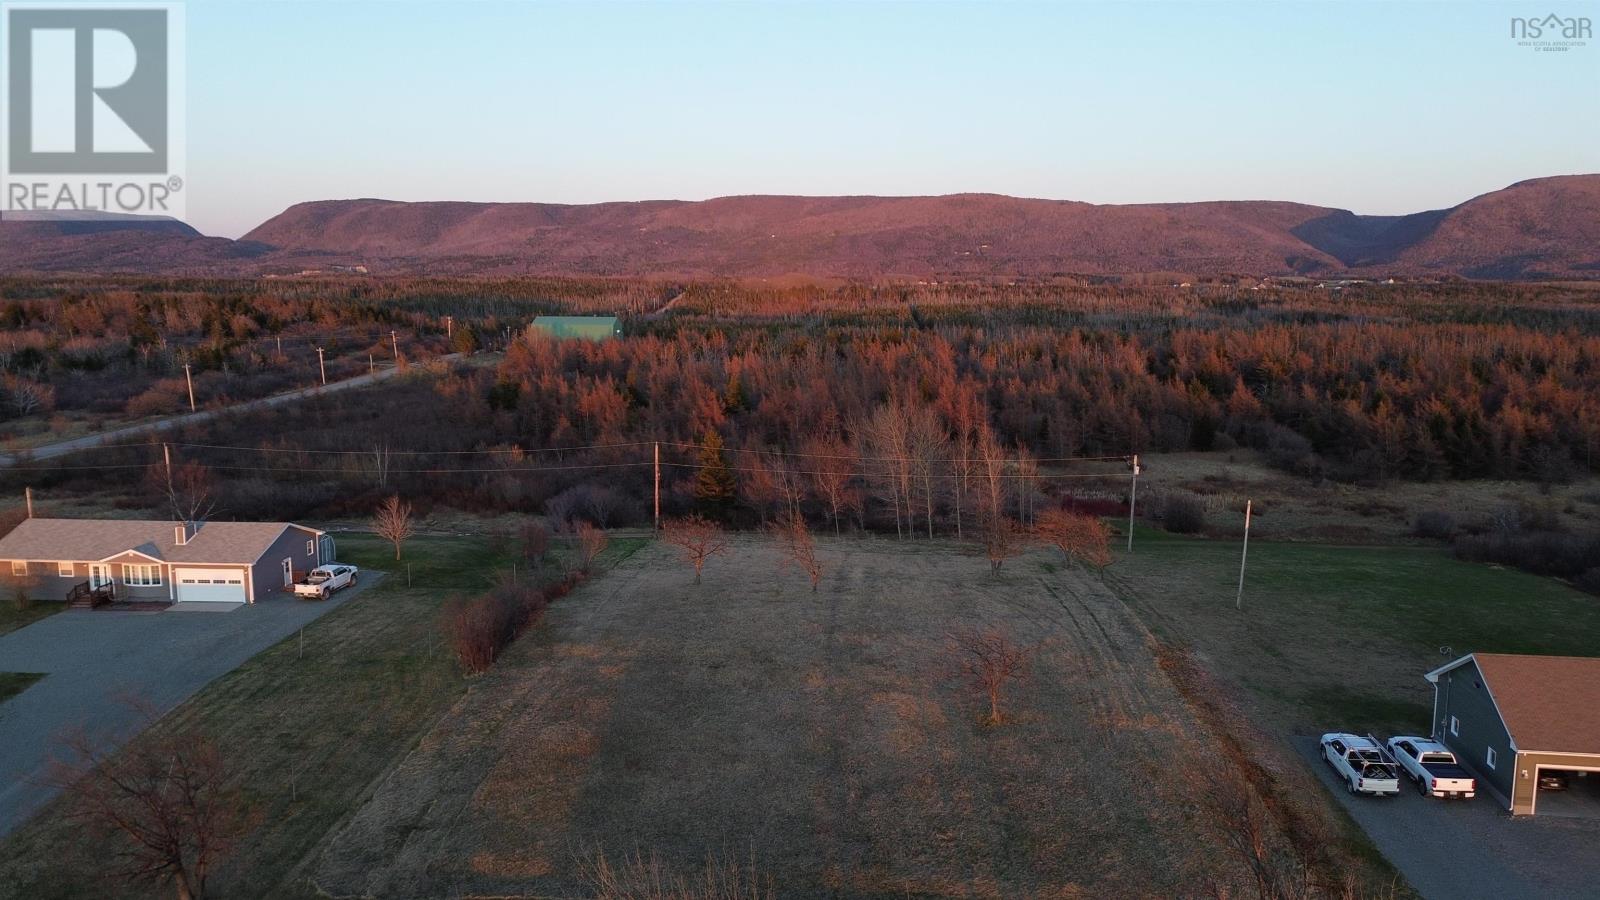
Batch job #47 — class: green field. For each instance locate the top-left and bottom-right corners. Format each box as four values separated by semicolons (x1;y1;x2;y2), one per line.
0;601;60;638
0;532;645;900
0;671;43;704
1106;527;1600;735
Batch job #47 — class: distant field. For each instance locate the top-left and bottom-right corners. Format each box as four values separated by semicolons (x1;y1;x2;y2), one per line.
1107;527;1600;737
310;537;1317;898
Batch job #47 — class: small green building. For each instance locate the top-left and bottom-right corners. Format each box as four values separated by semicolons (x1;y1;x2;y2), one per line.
528;316;623;342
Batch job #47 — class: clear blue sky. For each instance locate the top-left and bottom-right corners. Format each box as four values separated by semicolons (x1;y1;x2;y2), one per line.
186;0;1599;237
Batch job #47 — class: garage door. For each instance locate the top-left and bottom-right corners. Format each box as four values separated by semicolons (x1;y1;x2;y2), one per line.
173;568;248;604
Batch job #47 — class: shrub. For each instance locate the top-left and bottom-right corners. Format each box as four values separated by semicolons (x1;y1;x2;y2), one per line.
519;521;550;566
442;579;553;675
1576;568;1600;597
1454;531;1600;578
1413;510;1458;541
1162;495;1207;534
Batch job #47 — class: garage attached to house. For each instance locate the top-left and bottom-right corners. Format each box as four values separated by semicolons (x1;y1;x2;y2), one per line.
173;568;249;604
1426;653;1600;817
0;517;332;608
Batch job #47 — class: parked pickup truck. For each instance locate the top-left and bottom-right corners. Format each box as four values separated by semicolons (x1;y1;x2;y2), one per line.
1321;733;1401;797
1385;736;1477;799
292;564;359;600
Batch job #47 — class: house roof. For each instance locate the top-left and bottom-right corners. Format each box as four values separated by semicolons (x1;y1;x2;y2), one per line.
0;518;319;567
529;316;621;340
1428;653;1600;754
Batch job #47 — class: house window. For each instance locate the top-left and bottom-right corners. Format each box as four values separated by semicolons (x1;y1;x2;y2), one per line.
10;561;26;576
122;564;162;587
1486;747;1497;769
1450;716;1460;736
57;562;74;577
306;540;315;556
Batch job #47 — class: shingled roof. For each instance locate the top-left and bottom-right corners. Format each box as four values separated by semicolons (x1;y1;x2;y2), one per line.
1432;653;1600;754
0;518;318;566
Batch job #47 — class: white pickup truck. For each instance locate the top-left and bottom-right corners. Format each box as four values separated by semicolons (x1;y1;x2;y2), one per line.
292;564;359;600
1321;733;1401;797
1385;736;1477;799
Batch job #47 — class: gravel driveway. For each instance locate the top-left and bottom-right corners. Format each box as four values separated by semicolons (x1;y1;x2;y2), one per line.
1296;737;1600;899
0;578;377;836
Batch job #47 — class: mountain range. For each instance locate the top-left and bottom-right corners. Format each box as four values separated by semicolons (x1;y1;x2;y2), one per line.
3;175;1597;280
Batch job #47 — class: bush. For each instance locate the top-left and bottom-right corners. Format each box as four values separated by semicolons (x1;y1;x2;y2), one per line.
1454;531;1600;578
519;521;550;566
1413;510;1458;541
443;579;551;675
1577;568;1600;596
12;585;32;612
1162;495;1207;534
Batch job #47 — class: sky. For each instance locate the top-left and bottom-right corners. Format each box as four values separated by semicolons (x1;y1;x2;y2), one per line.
182;0;1600;237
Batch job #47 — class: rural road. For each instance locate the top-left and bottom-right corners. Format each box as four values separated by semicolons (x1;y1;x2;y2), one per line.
0;354;464;467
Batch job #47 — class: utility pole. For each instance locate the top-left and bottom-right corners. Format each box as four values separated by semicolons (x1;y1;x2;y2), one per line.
368;352;374;375
390;330;399;360
183;363;196;411
1126;453;1140;552
25;487;33;519
653;442;661;531
445;315;453;339
1236;499;1253;610
163;442;172;478
275;334;282;357
316;347;327;385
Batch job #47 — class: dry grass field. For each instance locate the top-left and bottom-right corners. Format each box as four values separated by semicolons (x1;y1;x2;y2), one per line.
1130;450;1600;543
311;537;1276;898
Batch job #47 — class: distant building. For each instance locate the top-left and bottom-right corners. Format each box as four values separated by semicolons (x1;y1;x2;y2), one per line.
528;316;623;342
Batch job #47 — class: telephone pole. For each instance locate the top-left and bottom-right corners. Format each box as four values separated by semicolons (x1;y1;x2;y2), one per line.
368;352;374;375
183;363;196;411
653;442;661;531
1236;500;1253;610
275;334;282;357
25;487;33;519
444;315;453;339
390;330;399;360
316;347;327;385
1126;454;1140;552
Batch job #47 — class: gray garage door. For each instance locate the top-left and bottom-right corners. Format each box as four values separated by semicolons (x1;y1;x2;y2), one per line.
173;568;247;603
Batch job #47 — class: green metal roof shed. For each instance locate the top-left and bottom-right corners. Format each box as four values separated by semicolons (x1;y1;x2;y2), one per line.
529;316;623;342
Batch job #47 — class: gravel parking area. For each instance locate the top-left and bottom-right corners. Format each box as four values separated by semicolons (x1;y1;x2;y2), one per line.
0;578;378;836
1296;738;1600;899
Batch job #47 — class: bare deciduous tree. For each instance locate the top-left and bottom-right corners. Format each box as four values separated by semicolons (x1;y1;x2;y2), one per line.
146;458;216;527
519;521;550;567
372;495;415;561
804;435;858;536
948;627;1034;726
663;514;730;584
770;512;823;592
1034;507;1113;574
576;522;609;572
48;713;253;900
979;514;1026;575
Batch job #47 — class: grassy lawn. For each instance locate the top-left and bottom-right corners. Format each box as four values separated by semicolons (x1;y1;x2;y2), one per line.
0;601;61;638
0;672;44;704
0;531;645;900
1106;526;1600;736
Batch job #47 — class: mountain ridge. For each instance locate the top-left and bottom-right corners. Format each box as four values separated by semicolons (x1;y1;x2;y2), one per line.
4;175;1597;279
